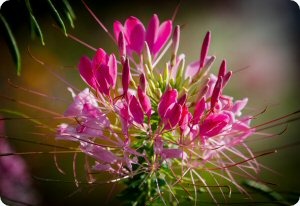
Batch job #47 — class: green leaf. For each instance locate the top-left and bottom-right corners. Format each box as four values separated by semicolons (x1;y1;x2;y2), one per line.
65;12;75;28
61;0;76;28
25;0;45;45
62;0;75;19
47;0;67;36
0;14;21;76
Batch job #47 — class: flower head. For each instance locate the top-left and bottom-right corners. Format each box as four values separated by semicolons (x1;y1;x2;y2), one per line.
53;13;260;204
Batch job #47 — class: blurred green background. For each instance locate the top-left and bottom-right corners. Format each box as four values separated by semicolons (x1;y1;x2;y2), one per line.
0;0;300;205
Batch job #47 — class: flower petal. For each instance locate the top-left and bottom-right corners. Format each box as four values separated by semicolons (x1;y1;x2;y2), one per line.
81;143;117;164
129;95;144;124
108;54;117;87
146;14;159;52
78;56;96;89
200;113;230;137
153;20;172;57
164;103;182;129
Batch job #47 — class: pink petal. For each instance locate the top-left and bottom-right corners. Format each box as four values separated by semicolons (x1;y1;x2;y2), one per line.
185;60;199;79
125;17;145;54
56;123;78;141
113;20;123;41
152;20;172;57
154;136;163;154
128;23;145;54
93;163;114;172
78;56;96;89
129;95;144;124
146;14;159;53
92;48;108;70
81;143;117;164
185;56;212;79
108;54;117;88
95;65;111;95
200;113;230;137
64;88;97;117
231;98;248;116
158;88;178;117
164;103;182;129
124;16;143;34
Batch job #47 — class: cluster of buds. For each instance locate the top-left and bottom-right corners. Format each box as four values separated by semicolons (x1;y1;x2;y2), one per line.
57;14;256;204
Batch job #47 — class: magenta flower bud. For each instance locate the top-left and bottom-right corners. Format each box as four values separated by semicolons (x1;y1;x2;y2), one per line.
158;88;183;130
139;73;146;92
211;76;223;110
199;31;211;69
179;105;192;132
122;58;131;96
93;49;117;95
222;70;232;88
118;31;126;58
137;86;152;116
217;60;232;88
79;48;117;96
172;25;180;56
218;59;227;78
158;88;178;117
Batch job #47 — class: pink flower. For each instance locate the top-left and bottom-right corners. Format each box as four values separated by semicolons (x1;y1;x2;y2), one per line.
114;16;146;56
114;14;172;58
79;48;117;96
57;89;110;141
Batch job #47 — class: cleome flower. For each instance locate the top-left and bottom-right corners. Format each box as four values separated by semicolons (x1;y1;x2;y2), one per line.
53;13;272;205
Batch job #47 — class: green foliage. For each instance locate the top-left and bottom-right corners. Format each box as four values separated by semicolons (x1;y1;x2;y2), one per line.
0;14;21;76
1;0;76;76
